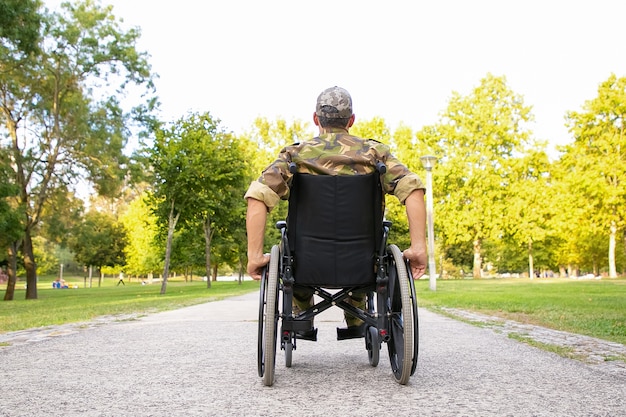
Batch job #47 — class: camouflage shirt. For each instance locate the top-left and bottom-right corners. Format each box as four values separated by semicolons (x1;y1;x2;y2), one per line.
244;129;425;211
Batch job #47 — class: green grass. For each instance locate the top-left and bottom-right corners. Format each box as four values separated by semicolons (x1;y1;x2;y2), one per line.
507;333;586;361
0;276;259;333
415;277;626;345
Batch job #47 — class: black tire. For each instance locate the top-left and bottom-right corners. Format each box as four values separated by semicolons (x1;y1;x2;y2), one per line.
366;325;380;367
260;245;280;386
386;244;415;385
284;340;293;368
257;266;268;377
408;266;419;376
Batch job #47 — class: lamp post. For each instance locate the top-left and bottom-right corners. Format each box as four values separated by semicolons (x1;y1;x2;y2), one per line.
420;155;437;291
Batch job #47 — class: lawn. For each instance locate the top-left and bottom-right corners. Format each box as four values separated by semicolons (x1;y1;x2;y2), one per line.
0;276;259;333
415;277;626;345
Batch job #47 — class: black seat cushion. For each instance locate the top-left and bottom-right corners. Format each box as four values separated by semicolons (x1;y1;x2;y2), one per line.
287;173;383;287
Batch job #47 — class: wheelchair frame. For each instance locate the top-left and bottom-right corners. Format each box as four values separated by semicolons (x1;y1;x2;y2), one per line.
257;168;419;386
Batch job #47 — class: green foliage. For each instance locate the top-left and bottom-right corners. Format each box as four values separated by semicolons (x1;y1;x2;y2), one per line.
119;193;162;276
244;117;312;253
559;74;626;276
147;111;250;290
0;0;42;55
0;0;157;298
0;149;23;256
32;236;59;275
39;188;85;247
68;211;128;270
416;74;539;277
351;116;391;144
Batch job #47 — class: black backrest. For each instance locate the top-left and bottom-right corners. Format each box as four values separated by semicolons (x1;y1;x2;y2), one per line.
287;173;383;287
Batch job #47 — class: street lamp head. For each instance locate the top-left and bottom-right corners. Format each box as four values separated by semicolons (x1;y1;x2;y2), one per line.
420;155;437;170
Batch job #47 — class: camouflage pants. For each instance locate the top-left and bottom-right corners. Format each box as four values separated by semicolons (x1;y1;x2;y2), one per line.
293;286;365;327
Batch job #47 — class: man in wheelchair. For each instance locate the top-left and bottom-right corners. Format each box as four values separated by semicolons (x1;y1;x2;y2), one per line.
245;86;428;384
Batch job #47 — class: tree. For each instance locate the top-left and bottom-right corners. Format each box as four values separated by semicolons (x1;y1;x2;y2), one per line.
0;148;23;300
119;193;161;279
0;0;42;55
243;117;312;255
351;116;391;144
69;211;127;286
0;0;156;299
560;74;626;277
148;112;248;293
501;149;556;277
416;74;535;278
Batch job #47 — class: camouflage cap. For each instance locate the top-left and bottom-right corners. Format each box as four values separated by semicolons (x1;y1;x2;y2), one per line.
315;86;353;119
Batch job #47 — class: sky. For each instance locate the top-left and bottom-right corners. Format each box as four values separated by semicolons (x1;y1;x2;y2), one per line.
45;0;626;154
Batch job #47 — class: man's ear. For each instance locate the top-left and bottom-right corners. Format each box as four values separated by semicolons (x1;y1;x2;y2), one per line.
347;114;355;128
313;112;320;126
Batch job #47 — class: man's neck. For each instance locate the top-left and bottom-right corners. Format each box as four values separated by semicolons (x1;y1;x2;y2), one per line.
318;126;349;135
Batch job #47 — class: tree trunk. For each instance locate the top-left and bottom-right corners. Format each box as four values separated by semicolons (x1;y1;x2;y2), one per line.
608;221;617;278
161;200;180;295
472;239;482;278
212;264;218;281
23;231;38;299
528;239;534;279
203;216;212;289
3;242;19;301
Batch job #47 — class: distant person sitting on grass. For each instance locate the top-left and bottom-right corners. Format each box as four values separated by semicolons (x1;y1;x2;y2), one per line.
53;278;69;289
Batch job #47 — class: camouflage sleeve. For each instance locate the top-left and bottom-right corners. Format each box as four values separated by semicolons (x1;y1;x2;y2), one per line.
376;143;425;204
243;180;281;211
243;147;294;211
394;173;426;204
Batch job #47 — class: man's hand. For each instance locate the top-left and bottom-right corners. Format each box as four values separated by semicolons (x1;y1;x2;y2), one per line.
403;246;427;280
247;254;271;280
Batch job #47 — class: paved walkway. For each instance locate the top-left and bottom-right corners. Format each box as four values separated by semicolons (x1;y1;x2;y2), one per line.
1;292;624;416
2;305;624;377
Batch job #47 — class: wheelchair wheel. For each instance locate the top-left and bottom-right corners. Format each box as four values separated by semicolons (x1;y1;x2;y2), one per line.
365;292;380;367
386;244;415;385
258;245;280;386
366;325;380;367
284;339;293;368
257;266;268;378
408;264;419;376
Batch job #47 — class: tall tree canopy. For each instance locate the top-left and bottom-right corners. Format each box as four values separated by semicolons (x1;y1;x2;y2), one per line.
417;74;537;277
560;74;626;277
0;0;156;299
69;210;128;283
0;0;42;55
148;112;248;293
119;192;161;278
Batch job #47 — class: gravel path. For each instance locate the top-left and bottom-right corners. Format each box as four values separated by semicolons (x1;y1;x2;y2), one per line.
1;291;624;417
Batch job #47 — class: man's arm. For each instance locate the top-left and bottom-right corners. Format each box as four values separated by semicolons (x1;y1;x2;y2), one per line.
403;189;428;279
246;198;271;280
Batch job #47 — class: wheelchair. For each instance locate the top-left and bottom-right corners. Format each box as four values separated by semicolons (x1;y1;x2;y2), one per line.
257;163;419;386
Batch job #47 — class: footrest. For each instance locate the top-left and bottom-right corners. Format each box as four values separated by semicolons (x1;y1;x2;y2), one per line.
282;319;313;332
337;324;365;340
295;328;317;341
